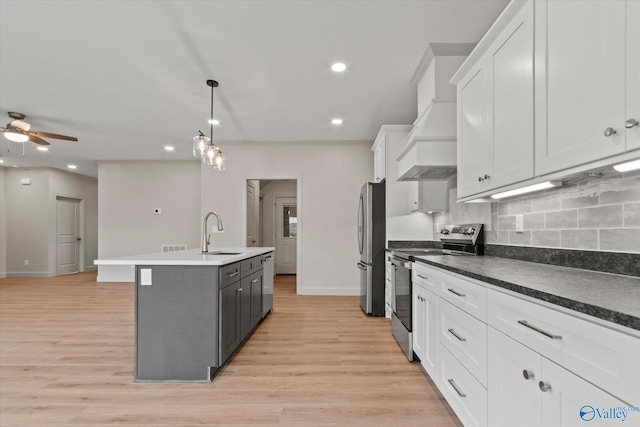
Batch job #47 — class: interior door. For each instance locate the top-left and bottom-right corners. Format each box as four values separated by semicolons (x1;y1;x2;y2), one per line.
56;197;81;275
246;180;260;247
275;197;297;274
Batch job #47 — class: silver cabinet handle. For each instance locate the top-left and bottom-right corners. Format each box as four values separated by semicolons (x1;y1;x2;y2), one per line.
448;328;467;342
484;174;490;180
522;370;534;380
539;381;552;392
518;320;562;340
417;274;429;281
478;176;483;182
604;127;617;137
251;279;258;284
625;118;639;129
237;288;243;292
447;288;466;298
228;272;239;278
447;379;466;398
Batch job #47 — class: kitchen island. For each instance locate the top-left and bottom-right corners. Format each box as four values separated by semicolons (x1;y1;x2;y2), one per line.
95;247;275;382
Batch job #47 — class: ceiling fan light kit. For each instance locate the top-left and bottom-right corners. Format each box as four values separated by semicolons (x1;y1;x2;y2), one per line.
192;80;225;171
1;111;78;153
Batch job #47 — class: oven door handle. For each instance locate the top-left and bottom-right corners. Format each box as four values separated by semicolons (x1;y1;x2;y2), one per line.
391;258;412;270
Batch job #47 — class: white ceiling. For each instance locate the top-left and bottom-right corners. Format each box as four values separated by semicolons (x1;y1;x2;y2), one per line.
0;0;508;177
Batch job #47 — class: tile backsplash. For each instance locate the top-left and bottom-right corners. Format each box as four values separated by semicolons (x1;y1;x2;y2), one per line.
434;171;640;253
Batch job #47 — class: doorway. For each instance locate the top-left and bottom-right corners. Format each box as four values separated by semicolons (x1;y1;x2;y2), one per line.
55;196;82;275
245;178;299;287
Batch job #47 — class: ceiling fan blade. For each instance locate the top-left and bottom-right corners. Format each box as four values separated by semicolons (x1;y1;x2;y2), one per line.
29;131;78;141
27;134;51;146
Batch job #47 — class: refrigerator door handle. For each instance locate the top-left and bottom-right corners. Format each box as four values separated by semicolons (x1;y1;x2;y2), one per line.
357;262;367;271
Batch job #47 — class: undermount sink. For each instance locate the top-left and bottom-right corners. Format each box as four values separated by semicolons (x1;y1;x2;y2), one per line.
201;251;243;256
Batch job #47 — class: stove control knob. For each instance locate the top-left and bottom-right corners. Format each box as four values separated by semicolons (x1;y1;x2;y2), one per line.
467;228;475;235
440;229;450;235
458;227;466;234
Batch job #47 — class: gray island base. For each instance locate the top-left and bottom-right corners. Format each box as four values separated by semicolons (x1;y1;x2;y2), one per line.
96;248;274;382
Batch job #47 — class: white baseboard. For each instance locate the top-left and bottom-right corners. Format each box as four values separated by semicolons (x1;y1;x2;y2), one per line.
297;286;359;296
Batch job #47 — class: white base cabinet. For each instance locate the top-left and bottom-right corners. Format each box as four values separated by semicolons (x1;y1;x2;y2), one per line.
411;262;640;427
489;328;629;427
412;278;438;377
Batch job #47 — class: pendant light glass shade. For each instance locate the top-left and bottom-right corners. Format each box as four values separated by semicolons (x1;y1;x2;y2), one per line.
193;134;210;158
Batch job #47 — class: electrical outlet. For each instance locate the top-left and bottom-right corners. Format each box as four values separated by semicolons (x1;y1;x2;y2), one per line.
140;268;152;286
24;259;29;266
515;214;524;233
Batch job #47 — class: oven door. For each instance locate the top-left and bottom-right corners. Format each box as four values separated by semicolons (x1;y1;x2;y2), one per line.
391;256;412;332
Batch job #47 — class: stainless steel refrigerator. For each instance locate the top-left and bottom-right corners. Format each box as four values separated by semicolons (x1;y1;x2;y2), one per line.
357;182;385;316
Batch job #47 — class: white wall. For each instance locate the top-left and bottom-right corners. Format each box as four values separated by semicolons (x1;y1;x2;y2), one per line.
97;161;201;281
6;169;51;276
3;167;97;277
200;142;372;295
260;180;297;247
0;167;7;278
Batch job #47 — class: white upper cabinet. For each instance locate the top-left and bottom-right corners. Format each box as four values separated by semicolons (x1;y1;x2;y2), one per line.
534;0;634;174
455;0;534;199
453;0;640;201
372;132;387;183
627;0;640;151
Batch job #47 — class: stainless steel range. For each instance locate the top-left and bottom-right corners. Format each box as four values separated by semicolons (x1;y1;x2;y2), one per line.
389;223;484;361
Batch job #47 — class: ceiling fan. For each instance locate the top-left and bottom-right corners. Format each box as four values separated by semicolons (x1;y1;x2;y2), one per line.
1;112;78;146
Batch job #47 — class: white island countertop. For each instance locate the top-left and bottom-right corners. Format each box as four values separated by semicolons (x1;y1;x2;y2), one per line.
94;247;275;266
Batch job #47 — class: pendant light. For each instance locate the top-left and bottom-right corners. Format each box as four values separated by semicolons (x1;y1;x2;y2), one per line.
192;79;225;170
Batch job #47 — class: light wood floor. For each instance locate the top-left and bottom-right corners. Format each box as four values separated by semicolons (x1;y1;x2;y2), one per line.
0;272;461;426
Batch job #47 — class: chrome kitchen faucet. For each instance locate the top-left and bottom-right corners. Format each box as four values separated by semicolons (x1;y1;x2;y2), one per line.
202;211;224;253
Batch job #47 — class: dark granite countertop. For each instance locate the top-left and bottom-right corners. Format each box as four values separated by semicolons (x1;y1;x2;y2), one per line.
412;254;640;332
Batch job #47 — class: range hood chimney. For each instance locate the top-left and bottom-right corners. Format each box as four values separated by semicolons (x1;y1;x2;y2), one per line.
396;43;475;181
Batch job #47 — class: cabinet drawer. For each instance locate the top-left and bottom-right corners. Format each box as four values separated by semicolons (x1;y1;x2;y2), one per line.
438;344;487;427
487;289;640;405
241;256;262;277
439;270;487;322
220;262;241;288
413;262;441;294
439;299;488;387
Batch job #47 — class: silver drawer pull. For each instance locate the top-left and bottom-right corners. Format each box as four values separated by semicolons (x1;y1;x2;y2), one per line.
518;320;562;340
447;288;466;297
522;370;534;380
251;279;258;284
448;328;467;342
237;288;243;292
417;274;429;280
447;379;466;398
228;272;239;278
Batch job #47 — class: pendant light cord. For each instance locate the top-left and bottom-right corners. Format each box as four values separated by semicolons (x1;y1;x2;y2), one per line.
210;83;214;141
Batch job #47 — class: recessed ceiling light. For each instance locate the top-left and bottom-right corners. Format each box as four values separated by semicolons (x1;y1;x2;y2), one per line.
37;146;49;151
208;119;220;125
0;159;4;164
67;164;77;170
164;145;175;152
331;62;347;72
331;118;343;125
